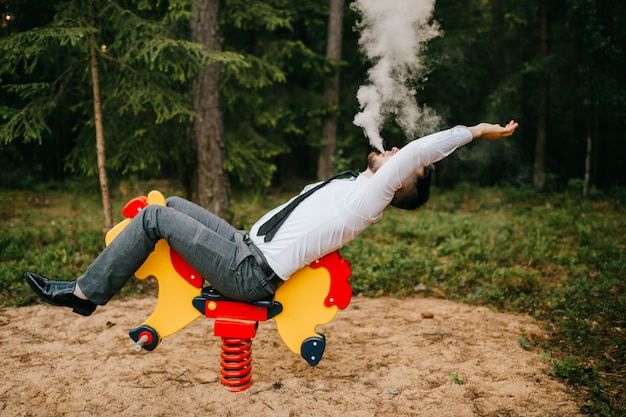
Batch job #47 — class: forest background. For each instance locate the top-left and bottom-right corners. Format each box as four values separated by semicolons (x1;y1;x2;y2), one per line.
0;0;625;415
1;0;625;205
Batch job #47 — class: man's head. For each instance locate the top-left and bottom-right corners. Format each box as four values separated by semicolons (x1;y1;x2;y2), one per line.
366;148;434;211
389;164;434;210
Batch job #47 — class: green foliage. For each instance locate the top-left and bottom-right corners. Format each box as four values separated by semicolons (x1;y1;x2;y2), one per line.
449;373;464;385
552;356;614;415
224;126;286;188
422;0;626;190
0;0;248;183
0;190;105;306
0;25;88;75
222;0;294;31
220;0;334;186
0;187;169;305
553;357;598;388
2;0;626;192
518;328;531;349
0;24;89;144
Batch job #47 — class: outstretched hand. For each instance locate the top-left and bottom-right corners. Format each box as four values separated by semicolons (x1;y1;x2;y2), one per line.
469;120;519;140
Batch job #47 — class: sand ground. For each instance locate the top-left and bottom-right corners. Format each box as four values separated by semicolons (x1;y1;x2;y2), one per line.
0;295;583;416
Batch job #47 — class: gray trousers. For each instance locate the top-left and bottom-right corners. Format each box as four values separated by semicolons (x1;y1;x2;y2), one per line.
77;196;276;305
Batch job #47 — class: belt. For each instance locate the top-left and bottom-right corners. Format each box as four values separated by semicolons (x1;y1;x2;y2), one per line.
243;234;283;291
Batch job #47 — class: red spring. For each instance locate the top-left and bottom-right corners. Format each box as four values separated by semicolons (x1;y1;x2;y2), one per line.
220;338;253;392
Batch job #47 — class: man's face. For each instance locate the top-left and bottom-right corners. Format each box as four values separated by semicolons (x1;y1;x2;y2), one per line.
367;147;426;177
367;147;399;173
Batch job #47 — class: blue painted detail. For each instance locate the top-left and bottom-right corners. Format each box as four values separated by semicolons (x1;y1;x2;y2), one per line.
301;334;326;366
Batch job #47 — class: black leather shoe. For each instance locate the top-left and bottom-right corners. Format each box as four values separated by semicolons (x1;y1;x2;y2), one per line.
24;272;97;316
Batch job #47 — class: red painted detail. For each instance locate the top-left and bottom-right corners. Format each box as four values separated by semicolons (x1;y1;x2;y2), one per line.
203;300;268;321
214;319;258;339
122;196;148;218
311;251;352;310
138;331;154;346
170;248;203;288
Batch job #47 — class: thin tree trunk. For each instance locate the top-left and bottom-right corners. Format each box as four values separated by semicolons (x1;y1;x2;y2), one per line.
317;0;344;180
583;105;597;198
190;0;229;216
533;4;549;190
583;130;592;198
88;2;112;230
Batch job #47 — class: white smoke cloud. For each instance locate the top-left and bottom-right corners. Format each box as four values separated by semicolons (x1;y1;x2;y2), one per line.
352;0;442;152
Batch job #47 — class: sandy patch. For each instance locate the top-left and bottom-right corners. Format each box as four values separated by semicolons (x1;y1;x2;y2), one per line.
0;296;582;416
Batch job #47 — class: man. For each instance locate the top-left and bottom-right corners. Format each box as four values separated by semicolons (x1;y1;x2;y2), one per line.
25;121;518;316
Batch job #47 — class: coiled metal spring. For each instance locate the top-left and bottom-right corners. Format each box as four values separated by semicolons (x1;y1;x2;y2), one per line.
220;338;253;392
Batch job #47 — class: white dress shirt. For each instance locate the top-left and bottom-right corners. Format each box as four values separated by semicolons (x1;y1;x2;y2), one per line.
250;125;473;280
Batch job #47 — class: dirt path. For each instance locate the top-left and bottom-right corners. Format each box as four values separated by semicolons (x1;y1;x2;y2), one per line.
0;296;582;416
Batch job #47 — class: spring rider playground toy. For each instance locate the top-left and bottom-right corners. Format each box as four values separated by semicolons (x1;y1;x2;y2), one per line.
105;190;352;392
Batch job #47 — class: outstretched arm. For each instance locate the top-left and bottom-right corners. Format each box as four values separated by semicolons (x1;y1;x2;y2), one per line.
468;120;519;140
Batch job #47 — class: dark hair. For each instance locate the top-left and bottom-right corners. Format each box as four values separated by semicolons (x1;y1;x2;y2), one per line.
390;165;434;210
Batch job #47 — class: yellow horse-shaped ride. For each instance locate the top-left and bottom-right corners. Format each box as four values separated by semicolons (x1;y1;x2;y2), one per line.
105;190;352;391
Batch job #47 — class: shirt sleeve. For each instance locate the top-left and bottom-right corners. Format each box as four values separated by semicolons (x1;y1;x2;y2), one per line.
353;125;473;218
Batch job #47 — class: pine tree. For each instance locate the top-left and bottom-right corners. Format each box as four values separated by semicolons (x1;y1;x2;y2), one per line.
0;0;243;226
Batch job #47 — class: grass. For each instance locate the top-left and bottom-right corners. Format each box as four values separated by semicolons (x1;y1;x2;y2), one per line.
1;182;624;415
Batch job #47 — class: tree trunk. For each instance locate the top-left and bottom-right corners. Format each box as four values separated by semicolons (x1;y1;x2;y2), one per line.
190;0;229;216
583;105;598;198
533;4;549;190
88;2;112;231
317;0;344;180
583;130;592;198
